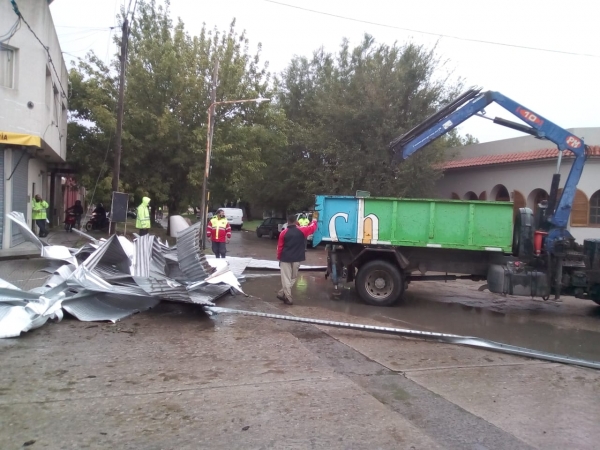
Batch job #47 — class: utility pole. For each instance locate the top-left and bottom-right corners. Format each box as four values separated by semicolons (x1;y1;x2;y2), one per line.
111;18;129;233
200;59;219;250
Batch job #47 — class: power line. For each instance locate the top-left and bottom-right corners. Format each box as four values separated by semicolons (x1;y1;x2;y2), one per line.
10;0;68;97
55;25;113;29
264;0;600;59
1;16;21;43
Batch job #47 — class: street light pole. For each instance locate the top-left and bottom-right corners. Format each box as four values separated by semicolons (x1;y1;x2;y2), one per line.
200;103;214;250
199;97;270;250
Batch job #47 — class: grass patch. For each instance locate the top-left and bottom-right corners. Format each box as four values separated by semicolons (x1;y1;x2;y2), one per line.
242;220;262;232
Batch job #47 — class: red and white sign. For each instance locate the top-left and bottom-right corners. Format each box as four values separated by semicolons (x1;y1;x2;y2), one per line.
516;107;544;126
566;136;582;149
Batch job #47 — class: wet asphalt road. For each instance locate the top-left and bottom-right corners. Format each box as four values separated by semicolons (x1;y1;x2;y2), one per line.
1;228;599;449
232;229;600;362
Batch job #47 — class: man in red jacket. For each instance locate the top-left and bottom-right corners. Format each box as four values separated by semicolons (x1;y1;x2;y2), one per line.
276;213;318;305
207;209;231;258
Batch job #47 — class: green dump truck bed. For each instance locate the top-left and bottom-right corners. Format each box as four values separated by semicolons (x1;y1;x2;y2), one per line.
312;195;514;253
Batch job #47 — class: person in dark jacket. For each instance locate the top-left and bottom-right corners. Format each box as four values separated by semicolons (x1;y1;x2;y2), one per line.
93;203;107;228
66;200;84;229
276;213;318;305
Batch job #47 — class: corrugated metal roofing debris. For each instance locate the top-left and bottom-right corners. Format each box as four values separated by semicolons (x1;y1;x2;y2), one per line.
176;222;217;281
6;212;45;250
62;293;160;322
1;213;326;338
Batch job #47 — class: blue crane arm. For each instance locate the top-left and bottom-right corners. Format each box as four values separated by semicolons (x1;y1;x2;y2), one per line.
389;90;587;231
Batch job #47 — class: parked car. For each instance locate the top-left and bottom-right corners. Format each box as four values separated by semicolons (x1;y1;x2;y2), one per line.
197;208;243;229
256;217;287;239
220;207;244;230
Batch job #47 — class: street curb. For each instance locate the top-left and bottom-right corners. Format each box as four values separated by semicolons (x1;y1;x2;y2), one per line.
0;253;42;262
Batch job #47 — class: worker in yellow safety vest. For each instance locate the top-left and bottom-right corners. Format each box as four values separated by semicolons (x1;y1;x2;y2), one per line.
136;197;151;236
297;213;310;226
32;194;49;237
207;208;232;258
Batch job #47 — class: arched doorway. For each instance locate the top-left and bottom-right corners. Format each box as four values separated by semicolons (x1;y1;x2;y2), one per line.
512;190;526;218
451;193;460;200
528;188;549;216
464;191;478;200
478;191;487;201
491;184;510;201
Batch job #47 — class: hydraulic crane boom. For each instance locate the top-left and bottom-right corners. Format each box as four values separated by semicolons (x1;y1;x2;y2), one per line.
389;89;588;249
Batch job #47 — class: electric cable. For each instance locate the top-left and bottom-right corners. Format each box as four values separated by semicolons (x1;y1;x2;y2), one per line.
264;0;600;59
10;0;68;97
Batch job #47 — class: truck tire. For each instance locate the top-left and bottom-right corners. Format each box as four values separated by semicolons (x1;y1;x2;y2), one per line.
355;260;404;306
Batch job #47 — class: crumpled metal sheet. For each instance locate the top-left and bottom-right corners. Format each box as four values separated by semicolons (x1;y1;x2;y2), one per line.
62;292;160;322
6;212;45;250
0;304;40;338
188;285;229;305
133;275;191;302
176;222;216;281
133;235;168;278
80;234;132;274
41;245;78;266
205;256;252;276
0;279;65;338
2;211;250;338
70;227;101;244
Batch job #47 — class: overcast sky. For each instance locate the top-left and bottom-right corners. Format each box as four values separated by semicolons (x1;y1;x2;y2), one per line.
49;0;600;144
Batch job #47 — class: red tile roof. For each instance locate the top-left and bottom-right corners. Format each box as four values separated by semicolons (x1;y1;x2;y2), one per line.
441;145;600;170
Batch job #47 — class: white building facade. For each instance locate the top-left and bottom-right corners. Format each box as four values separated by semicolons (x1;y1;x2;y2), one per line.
437;127;600;243
0;0;68;248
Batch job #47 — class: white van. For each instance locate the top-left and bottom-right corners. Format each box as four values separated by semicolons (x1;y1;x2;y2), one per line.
220;208;244;230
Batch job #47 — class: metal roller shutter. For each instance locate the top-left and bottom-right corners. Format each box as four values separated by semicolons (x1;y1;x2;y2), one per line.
0;149;4;246
11;150;29;247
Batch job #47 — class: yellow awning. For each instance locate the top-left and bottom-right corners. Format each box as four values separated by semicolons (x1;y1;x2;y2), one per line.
0;131;42;147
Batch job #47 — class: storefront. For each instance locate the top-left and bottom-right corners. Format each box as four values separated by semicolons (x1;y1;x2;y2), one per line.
0;132;45;248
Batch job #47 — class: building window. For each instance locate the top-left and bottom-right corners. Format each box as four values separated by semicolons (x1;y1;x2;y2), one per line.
557;188;589;227
0;44;15;88
590;191;600;225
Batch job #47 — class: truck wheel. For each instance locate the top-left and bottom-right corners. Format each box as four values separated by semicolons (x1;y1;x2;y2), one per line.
356;260;404;306
256;230;262;238
589;284;600;306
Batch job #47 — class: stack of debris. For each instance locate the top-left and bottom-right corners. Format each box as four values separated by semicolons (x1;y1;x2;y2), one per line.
0;212;246;338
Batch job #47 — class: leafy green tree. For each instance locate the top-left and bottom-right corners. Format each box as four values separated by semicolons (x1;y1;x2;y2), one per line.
67;5;476;222
274;35;467;208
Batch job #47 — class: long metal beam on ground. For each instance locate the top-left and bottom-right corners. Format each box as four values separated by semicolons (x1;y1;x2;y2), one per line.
204;306;600;371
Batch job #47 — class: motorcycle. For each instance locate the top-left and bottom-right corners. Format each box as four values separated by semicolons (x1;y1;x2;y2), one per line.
64;212;77;232
84;212;109;232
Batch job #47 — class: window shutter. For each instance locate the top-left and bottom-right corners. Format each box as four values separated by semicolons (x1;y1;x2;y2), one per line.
571;189;589;226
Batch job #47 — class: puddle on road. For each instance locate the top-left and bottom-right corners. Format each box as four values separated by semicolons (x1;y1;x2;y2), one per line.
242;271;600;362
